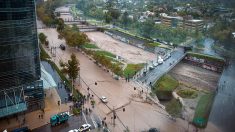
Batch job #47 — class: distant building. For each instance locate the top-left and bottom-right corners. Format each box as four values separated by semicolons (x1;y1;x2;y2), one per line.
160;13;204;31
184;19;204;31
160;13;183;28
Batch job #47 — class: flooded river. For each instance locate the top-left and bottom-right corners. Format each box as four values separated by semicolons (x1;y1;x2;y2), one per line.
194;38;235;132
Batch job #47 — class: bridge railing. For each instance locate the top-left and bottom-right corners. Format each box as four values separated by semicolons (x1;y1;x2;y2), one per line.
152;53;187;85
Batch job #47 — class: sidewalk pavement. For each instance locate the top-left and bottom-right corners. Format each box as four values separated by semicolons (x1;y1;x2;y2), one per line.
0;88;72;131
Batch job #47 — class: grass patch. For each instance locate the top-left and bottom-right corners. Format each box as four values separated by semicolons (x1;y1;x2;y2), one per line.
144;42;160;48
187;52;225;62
177;89;198;99
40;44;51;61
112;28;152;42
95;51;116;58
155;74;179;91
82;43;99;49
153;74;179;100
165;98;182;118
193;93;215;128
123;64;144;78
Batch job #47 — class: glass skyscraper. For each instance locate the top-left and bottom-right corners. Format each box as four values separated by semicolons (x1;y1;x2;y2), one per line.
0;0;44;118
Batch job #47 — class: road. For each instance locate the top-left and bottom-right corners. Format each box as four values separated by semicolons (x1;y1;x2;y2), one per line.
32;112;103;132
138;48;185;86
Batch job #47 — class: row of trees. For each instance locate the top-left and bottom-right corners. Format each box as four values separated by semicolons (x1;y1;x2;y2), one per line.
209;20;235;42
135;19;189;44
85;50;123;76
56;18;90;48
36;0;66;26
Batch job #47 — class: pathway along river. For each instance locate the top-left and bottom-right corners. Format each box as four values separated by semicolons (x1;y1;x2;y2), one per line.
194;38;235;132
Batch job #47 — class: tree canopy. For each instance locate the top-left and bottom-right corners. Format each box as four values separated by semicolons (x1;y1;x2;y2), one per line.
62;53;80;81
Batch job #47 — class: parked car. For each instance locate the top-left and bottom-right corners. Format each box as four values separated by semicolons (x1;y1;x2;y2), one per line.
153;62;158;67
149;66;154;70
78;124;91;132
100;96;108;103
158;57;164;64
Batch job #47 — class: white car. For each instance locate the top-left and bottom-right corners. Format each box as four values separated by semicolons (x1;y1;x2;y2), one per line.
158;59;163;64
68;129;79;132
149;66;154;70
153;62;158;67
78;124;91;132
100;96;108;103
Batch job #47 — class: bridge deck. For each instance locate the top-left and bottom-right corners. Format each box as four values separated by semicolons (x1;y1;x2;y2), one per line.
138;48;186;85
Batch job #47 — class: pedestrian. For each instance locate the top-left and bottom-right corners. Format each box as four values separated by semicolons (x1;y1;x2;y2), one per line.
39;114;41;119
41;114;43;119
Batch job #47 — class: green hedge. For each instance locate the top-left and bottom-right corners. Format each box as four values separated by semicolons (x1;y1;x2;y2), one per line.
82;43;99;49
144;42;161;48
187;52;225;62
193;93;215;128
95;51;116;58
39;44;50;61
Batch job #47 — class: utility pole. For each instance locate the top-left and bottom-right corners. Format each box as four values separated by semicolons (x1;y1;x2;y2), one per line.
113;106;115;126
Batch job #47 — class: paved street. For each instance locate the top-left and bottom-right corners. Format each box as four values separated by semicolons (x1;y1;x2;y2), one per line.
138;48;185;85
32;112;102;132
37;26;201;131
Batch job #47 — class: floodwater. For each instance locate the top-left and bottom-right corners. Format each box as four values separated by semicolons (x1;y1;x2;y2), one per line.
195;38;235;132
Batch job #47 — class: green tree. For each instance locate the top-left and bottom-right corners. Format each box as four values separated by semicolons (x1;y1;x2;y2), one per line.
104;12;112;23
138;19;155;38
39;33;47;44
122;11;130;28
57;18;65;32
62;53;80;92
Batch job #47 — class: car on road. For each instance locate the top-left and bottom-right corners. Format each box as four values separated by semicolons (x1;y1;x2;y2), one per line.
148;128;160;132
60;44;66;50
68;129;79;132
78;124;91;132
100;96;108;103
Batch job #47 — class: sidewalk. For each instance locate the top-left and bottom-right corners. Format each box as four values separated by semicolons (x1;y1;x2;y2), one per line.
0;88;72;131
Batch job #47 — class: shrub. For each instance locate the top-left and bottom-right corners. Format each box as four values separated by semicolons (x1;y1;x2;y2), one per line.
73;108;81;115
177;89;198;99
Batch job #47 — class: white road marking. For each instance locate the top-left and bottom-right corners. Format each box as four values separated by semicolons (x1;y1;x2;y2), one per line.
90;115;97;128
82;112;88;124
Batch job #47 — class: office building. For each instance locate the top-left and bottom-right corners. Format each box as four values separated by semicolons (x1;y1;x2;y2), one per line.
0;0;44;118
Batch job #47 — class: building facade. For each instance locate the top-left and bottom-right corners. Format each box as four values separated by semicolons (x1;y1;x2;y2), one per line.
184;19;204;31
0;0;44;118
160;13;204;31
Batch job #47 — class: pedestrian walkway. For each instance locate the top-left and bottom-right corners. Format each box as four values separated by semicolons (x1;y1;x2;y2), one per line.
0;88;72;131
